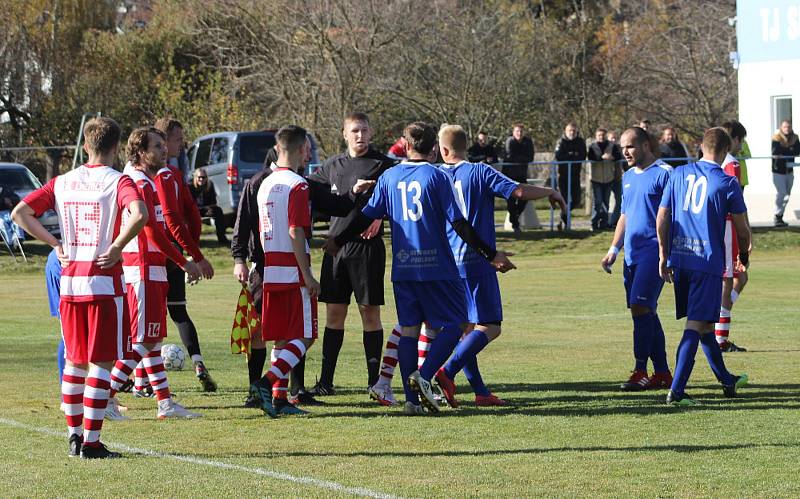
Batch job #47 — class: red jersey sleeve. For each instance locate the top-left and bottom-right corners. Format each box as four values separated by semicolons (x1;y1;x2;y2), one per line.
288;182;311;229
139;183;188;267
23;178;57;216
154;170;204;261
116;175;143;210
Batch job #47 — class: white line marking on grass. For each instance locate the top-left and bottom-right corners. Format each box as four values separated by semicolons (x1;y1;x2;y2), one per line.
0;417;399;499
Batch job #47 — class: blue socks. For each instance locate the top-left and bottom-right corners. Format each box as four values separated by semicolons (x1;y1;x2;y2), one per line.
443;330;489;380
463;356;490;396
650;313;670;373
57;338;66;384
700;332;735;385
632;314;654;371
670;329;700;396
398;336;419;404
419;325;462;380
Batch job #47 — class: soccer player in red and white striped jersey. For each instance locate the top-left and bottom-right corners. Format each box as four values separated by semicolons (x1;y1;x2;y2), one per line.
12;117;147;459
153;118;217;392
717;121;750;352
106;127;203;420
248;125;320;417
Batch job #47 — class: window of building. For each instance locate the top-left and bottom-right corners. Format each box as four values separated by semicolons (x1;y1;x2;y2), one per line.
773;96;792;130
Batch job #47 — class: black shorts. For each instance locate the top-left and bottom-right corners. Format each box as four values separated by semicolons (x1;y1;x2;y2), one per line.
248;264;264;310
320;239;385;306
166;260;187;306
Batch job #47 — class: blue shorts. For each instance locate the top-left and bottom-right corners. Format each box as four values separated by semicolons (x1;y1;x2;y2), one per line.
393;279;468;329
673;268;722;322
623;261;664;311
463;273;502;324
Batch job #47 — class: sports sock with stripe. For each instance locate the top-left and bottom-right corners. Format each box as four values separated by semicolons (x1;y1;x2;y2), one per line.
266;340;307;385
377;325;401;385
143;343;171;401
714;307;731;345
109;343;150;396
62;366;87;438
417;326;433;369
670;329;700;397
83;365;111;446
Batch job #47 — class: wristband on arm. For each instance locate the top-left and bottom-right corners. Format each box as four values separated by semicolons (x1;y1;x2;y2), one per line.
608;245;620;255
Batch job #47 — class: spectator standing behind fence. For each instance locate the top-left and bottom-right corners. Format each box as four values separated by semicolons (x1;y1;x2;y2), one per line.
468;132;497;164
554;122;586;214
503;124;535;233
588;128;623;231
739;139;751;191
772;120;800;227
189;168;229;245
608;131;625;224
659;127;691;168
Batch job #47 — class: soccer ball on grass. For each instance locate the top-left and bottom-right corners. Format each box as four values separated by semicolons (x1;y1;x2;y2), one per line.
161;343;186;371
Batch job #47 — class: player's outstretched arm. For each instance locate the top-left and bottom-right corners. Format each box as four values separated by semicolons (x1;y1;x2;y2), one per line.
655;206;672;283
98;199;148;269
11;201;60;248
732;212;752;269
601;214;626;273
289;226;320;297
513;184;567;214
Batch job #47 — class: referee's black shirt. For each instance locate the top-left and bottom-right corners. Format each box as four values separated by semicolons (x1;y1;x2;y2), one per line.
308;147;394;240
231;166;356;265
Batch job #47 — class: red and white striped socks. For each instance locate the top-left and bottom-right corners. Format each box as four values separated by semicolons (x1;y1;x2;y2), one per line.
264;340;307;400
269;347;288;400
83;365;111;445
62;366;86;438
377;326;402;385
110;343;150;396
715;307;731;345
142;342;170;401
417;325;433;369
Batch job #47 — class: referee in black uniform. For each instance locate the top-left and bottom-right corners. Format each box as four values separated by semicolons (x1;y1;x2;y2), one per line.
308;112;394;396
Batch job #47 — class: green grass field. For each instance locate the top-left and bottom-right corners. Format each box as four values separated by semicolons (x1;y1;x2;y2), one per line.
1;227;799;498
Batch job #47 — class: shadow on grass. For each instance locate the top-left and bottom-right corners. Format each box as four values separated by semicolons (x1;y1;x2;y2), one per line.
194;441;798;460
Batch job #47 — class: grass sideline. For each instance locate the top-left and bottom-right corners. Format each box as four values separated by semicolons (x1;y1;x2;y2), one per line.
1;227;799;497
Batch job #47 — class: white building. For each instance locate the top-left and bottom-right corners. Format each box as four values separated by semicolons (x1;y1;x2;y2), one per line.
737;0;800;225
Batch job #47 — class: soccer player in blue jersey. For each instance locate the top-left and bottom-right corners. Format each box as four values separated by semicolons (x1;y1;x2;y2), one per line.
656;127;752;406
325;122;515;414
433;124;566;407
601;127;674;391
46;248;66;384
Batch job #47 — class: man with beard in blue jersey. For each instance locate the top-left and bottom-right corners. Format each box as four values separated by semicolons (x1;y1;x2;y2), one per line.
657;127;751;406
432;124;565;407
601;127;674;392
324;122;515;415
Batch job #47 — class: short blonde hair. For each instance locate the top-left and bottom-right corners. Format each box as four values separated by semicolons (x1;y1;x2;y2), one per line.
438;124;468;153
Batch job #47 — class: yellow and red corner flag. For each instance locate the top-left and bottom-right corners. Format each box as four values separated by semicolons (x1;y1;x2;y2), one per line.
231;285;259;358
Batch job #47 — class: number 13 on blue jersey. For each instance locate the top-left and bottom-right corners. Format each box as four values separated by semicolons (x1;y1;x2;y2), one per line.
398;181;423;221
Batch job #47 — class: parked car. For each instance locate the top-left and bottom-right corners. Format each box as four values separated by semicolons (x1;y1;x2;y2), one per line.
0;162;60;237
186;130;319;227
